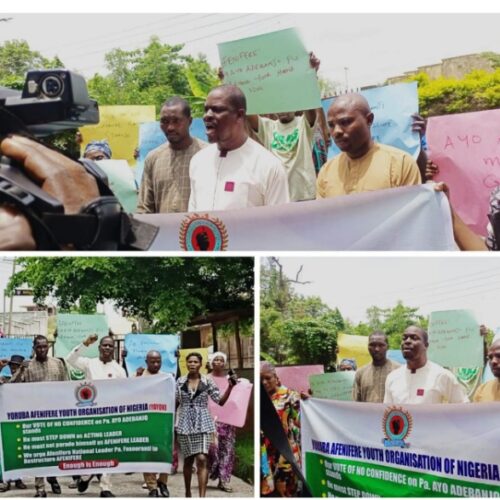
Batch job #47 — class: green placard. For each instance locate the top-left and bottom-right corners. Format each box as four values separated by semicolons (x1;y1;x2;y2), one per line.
56;314;109;359
428;309;482;368
309;372;355;401
218;28;321;114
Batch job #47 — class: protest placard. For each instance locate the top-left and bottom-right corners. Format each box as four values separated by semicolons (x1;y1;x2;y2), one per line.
0;338;32;376
218;28;321;114
95;159;138;212
275;365;324;393
80;106;156;166
427;108;500;236
428;309;482;368
302;398;500;497
55;314;109;359
309;372;355;401
137;184;456;251
208;376;253;428
178;348;209;375
124;334;179;375
337;333;371;369
322;82;420;159
0;375;175;479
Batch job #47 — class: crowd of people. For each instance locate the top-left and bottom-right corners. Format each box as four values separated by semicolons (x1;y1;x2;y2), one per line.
261;325;500;496
0;335;244;498
0;53;496;250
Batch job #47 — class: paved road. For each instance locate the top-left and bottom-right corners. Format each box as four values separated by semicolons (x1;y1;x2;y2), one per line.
0;471;253;498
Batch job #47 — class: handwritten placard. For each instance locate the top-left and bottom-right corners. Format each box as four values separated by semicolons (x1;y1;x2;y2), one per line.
275;364;324;393
322;82;420;160
428;309;481;368
208;376;253;428
428;108;500;236
80;106;156;166
178;348;209;376
124;333;179;375
337;333;371;369
55;314;109;358
309;372;355;401
218;28;321;114
0;338;33;376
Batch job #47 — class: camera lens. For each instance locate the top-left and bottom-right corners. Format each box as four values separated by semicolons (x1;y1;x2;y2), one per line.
40;75;64;98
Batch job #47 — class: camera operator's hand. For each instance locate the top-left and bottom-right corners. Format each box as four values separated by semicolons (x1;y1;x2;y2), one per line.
0;206;36;250
0;135;99;214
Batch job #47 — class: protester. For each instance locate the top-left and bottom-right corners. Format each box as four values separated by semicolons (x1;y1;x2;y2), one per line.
247;53;322;202
316;93;421;199
260;361;301;497
473;339;500;402
384;326;468;404
11;336;68;497
66;334;127;497
136;350;172;497
176;352;236;498
83;140;113;161
353;331;400;402
137;97;207;214
338;358;357;371
188;85;289;211
207;351;236;493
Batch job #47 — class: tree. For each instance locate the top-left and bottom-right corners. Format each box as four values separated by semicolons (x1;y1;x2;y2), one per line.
87;37;218;117
7;257;253;332
0;39;63;89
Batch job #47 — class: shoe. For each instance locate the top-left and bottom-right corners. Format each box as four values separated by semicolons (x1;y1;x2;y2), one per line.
157;481;169;497
77;477;91;493
15;480;27;490
100;491;115;497
50;480;61;494
148;490;159;497
0;482;10;492
218;482;233;493
34;491;47;498
68;480;78;489
142;483;148;489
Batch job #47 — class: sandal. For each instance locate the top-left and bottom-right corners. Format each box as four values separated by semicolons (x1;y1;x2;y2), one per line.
218;482;233;493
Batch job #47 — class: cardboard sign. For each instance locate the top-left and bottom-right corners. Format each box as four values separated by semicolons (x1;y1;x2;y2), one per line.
218;28;321;114
0;338;33;376
309;371;355;401
428;108;500;235
337;333;371;369
428;309;482;368
275;364;324;393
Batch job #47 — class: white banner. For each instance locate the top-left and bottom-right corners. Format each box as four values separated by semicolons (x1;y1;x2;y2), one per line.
0;375;175;479
301;398;500;497
136;185;456;251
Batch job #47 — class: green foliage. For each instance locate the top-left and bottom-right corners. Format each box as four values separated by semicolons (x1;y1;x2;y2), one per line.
0;39;63;85
7;257;253;332
87;37;218;118
409;69;500;117
234;432;254;484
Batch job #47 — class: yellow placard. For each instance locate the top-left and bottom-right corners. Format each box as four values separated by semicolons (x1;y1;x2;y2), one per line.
179;348;209;376
80;105;156;165
337;333;371;369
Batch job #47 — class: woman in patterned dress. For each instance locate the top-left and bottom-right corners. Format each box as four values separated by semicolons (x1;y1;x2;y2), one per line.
176;352;235;497
207;352;237;492
260;362;302;497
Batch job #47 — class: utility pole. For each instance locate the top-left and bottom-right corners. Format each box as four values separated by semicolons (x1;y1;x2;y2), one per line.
344;67;349;92
7;258;16;337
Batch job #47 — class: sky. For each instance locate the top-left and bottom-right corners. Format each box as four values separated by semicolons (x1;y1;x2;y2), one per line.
1;12;500;89
276;256;500;329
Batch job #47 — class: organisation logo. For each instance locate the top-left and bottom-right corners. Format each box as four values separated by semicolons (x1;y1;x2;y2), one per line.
382;406;412;448
75;382;98;407
179;213;228;251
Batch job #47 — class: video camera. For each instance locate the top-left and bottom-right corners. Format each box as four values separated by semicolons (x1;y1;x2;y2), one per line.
0;69;157;250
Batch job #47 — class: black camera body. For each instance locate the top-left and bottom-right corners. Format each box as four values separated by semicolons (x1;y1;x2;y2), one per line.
0;69;99;135
0;70;157;250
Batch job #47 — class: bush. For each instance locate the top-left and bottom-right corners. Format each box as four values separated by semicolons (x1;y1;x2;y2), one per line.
233;432;253;484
